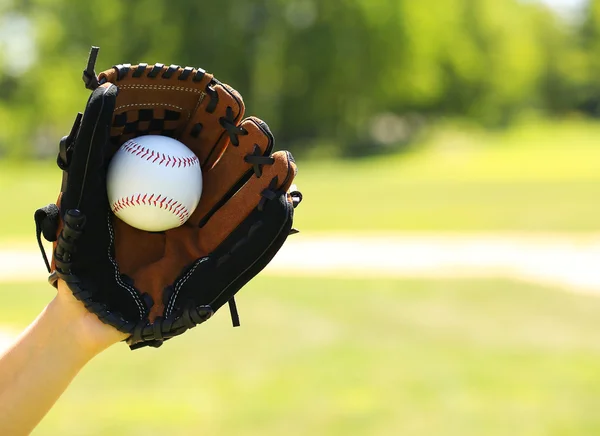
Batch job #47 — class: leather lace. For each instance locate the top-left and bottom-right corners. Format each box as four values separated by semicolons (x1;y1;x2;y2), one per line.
219;106;248;146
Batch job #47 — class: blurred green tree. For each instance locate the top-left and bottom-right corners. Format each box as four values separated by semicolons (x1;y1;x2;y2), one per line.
0;0;591;159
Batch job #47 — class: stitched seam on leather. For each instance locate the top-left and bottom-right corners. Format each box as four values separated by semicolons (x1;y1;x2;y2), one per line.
107;213;145;318
189;91;207;123
111;194;190;224
122;141;200;168
115;103;184;111
118;84;203;93
165;257;209;317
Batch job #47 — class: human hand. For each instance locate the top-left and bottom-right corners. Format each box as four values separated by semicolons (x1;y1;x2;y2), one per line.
0;280;128;435
55;280;128;356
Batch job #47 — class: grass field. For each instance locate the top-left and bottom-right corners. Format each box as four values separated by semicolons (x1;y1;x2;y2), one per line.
1;119;600;244
1;119;600;435
0;276;598;436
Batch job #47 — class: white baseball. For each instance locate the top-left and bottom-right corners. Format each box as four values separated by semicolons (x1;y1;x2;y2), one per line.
107;135;203;232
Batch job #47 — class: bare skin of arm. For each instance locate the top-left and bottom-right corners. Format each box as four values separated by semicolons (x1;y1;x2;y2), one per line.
0;281;127;436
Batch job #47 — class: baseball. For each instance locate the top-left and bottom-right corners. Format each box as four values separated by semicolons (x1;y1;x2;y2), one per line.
106;135;203;232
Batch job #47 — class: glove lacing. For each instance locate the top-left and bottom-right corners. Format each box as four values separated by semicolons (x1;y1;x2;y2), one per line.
219;106;248;146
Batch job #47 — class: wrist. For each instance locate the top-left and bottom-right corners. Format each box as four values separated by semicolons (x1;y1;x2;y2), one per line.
53;281;128;356
43;296;102;362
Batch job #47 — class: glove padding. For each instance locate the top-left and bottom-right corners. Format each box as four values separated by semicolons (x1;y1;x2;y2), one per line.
35;48;301;349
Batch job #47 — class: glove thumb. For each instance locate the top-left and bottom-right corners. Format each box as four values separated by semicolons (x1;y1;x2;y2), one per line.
61;82;118;215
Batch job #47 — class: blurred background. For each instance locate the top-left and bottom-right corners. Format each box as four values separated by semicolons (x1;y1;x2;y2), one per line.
2;0;600;434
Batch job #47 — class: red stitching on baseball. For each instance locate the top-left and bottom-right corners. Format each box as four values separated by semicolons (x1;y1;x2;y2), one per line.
122;141;199;168
111;194;190;224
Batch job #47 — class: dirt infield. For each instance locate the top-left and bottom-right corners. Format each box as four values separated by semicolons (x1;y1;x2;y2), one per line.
2;232;600;293
1;232;600;352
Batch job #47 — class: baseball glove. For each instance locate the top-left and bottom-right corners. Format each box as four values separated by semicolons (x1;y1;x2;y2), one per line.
34;47;302;349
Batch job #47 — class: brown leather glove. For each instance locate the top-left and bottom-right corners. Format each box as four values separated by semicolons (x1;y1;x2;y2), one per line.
34;47;302;349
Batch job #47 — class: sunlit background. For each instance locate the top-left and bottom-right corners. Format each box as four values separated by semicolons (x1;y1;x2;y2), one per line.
1;0;600;435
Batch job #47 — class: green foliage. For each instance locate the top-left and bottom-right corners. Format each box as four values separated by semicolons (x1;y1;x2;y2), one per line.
3;276;600;435
0;0;594;159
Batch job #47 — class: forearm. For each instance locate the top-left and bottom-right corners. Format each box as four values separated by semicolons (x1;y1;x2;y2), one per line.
0;281;125;436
